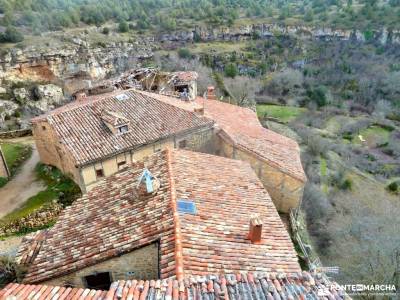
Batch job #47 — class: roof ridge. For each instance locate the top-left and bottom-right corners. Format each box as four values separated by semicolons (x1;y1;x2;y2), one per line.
165;148;184;280
32;89;135;123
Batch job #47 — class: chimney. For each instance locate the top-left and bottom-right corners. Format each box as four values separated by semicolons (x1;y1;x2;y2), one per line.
206;86;216;100
248;214;262;244
75;92;87;102
193;107;204;116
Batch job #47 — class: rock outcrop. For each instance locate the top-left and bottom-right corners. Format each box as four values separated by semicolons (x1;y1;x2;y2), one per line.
0;40;153;95
28;84;64;115
0;100;18;128
158;23;400;45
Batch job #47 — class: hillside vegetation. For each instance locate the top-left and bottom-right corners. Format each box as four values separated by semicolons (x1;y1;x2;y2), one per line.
0;0;400;43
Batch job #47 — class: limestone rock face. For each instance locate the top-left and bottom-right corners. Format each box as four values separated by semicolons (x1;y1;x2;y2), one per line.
0;100;19;125
27;84;64;115
13;88;29;104
0;40;154;95
34;84;63;104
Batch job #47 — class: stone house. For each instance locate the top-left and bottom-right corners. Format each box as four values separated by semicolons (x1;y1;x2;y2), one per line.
0;145;10;179
32;86;306;212
31;90;214;192
144;91;307;213
16;149;300;288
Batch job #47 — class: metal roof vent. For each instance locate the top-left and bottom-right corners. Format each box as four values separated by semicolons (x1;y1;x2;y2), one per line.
115;94;129;101
177;199;197;215
137;169;160;197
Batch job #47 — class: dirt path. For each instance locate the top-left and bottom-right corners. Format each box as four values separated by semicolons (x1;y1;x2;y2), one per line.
0;137;46;219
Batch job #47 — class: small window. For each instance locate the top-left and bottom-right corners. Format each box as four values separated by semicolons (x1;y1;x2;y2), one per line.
96;169;104;178
117;161;126;170
178;140;187;149
177;199;197;215
42;126;46;131
83;272;112;290
118;125;129;134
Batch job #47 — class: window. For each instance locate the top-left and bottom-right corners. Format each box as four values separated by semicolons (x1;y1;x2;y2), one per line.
118;125;129;134
83;272;112;290
96;169;104;178
42;126;46;131
178;140;187;149
117;161;126;170
177;199;197;215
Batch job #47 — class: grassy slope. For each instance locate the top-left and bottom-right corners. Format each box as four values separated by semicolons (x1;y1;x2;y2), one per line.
1;143;31;175
256;104;305;123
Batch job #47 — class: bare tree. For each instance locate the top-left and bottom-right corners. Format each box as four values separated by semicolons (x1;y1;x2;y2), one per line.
223;76;261;109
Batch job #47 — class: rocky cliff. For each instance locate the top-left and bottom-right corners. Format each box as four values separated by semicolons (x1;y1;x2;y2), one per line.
0;38;153;131
0;39;153;95
158;23;400;45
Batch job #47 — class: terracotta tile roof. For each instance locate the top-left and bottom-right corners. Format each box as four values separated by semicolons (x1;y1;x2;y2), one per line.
100;110;129;127
195;98;306;182
31;90;213;166
126;92;305;182
170;151;300;276
17;149;299;284
0;272;347;300
0;283;108;299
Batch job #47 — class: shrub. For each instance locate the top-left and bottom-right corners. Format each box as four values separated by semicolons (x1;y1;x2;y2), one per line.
224;63;238;78
340;178;353;190
0;27;24;43
0;177;7;188
307;135;331;157
386;181;399;194
13;110;21;118
306;86;328;108
118;21;129;33
177;48;192;59
0;256;26;287
102;27;110;35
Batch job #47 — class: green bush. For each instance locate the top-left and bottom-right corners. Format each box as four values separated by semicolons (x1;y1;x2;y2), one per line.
102;27;110;35
0;27;24;43
118;21;129;33
13;110;21;118
340;178;353;191
224;63;238;78
386;181;399;194
178;48;192;59
0;177;7;188
306;86;328;108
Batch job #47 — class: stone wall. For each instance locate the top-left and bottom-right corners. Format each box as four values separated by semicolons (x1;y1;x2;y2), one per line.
43;242;159;288
79;126;214;192
0;129;32;139
217;135;304;213
0;146;9;178
32;121;81;186
0;201;63;237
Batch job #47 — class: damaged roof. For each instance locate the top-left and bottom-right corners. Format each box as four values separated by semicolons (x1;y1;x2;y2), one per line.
172;71;199;84
0;272;347;300
17;149;299;284
31;90;213;166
